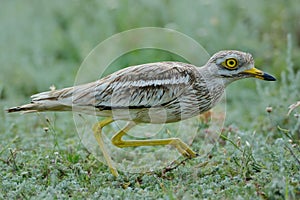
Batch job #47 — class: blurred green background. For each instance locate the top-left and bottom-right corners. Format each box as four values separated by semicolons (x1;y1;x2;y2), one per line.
1;0;299;199
1;0;299;98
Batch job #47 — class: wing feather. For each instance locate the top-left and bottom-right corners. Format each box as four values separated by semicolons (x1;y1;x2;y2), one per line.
88;62;198;110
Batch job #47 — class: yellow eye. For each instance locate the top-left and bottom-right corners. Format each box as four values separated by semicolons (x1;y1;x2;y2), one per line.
224;58;238;69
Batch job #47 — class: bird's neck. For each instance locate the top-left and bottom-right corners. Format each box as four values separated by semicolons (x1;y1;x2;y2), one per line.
196;66;226;108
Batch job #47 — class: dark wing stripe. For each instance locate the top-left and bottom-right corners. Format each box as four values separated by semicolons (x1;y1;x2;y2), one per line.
96;101;173;111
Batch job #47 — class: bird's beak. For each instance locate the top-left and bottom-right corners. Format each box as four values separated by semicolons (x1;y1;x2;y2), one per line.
242;67;276;81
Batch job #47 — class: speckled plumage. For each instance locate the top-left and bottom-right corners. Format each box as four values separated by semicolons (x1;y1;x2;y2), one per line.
7;50;276;177
7;50;275;123
8;61;223;122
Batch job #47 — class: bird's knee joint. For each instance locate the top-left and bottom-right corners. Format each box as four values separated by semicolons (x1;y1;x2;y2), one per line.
92;124;102;133
171;138;182;144
111;138;125;148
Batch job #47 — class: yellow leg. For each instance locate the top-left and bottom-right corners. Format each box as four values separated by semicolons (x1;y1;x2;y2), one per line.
92;117;119;177
111;122;198;158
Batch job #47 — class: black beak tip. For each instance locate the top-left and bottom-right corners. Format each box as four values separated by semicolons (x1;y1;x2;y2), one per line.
263;73;276;81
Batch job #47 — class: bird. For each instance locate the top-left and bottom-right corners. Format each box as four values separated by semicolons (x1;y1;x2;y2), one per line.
7;50;276;176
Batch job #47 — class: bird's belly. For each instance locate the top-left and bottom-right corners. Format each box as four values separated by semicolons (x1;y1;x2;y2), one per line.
94;103;205;124
94;108;180;123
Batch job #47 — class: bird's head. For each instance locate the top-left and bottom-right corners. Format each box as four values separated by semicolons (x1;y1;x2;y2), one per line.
206;50;276;84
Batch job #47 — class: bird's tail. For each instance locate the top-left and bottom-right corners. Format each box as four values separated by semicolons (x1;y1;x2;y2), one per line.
7;87;73;114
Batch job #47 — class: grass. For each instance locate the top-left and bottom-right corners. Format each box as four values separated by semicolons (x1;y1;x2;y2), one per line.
1;0;300;199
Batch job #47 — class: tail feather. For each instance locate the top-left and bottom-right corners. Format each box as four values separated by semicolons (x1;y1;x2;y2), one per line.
6;103;39;113
31;91;58;101
7;88;73;113
7;82;97;114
